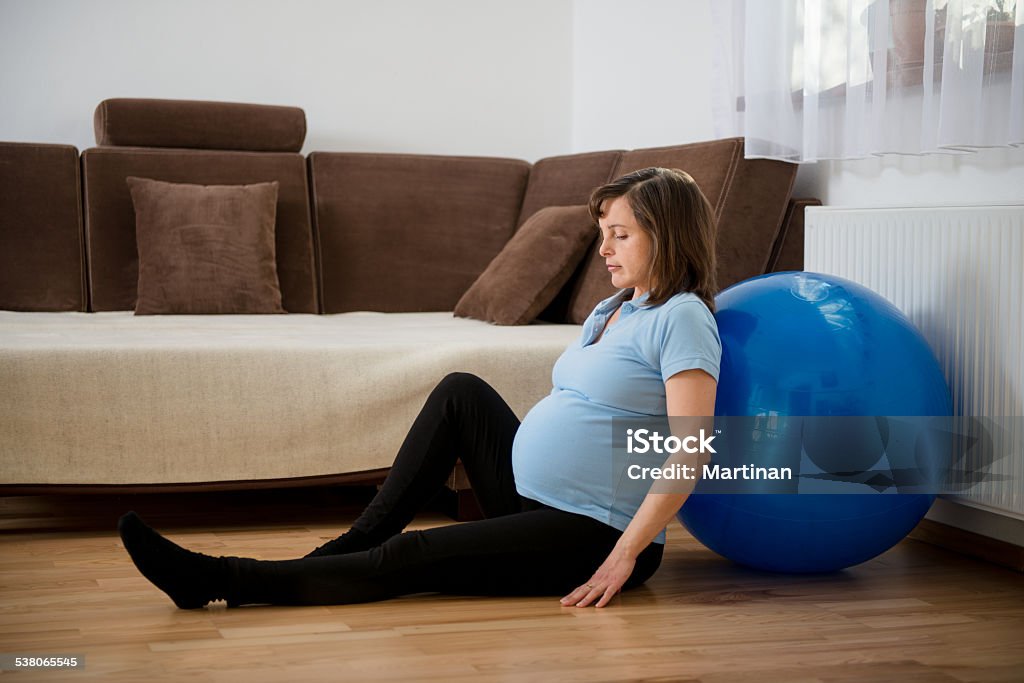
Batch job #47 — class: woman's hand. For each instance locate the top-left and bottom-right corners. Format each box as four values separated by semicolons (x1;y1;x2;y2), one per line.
559;547;636;608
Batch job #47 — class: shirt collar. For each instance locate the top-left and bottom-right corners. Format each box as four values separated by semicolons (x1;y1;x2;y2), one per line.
597;288;649;314
582;289;653;346
622;289;650;311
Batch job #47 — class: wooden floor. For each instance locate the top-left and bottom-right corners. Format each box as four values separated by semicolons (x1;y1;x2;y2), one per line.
1;488;1022;683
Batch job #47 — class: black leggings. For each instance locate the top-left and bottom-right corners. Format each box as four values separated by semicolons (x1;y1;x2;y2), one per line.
226;373;664;606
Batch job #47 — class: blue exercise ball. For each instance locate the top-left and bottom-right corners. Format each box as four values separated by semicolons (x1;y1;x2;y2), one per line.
677;272;952;573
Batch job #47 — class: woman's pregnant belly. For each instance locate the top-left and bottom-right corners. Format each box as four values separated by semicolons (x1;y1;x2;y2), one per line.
511;389;624;521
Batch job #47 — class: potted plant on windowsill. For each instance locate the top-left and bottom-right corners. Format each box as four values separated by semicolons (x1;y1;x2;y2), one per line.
864;0;947;87
979;0;1016;72
865;0;1016;87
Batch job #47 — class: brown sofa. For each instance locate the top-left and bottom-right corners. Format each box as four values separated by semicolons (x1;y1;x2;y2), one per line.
0;98;813;494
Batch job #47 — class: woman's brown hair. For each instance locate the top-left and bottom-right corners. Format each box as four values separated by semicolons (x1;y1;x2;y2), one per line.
588;167;717;312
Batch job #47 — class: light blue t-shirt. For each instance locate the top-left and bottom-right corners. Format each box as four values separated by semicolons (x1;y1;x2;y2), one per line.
511;288;722;544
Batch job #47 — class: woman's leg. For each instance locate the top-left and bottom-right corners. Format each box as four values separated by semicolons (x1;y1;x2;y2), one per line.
308;372;525;557
119;507;664;608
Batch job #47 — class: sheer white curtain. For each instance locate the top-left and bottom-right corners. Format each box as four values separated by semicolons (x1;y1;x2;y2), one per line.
712;0;1024;162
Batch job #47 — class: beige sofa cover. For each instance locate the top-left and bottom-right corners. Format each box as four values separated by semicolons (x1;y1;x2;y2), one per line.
0;311;580;486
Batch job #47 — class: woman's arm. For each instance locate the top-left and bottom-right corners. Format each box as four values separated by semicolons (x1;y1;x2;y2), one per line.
560;368;717;608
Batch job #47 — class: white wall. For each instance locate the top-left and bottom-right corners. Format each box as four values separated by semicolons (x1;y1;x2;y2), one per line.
4;0;1020;196
571;0;716;152
0;0;573;161
794;147;1024;208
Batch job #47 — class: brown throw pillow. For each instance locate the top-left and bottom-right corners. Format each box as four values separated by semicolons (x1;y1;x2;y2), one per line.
455;205;595;325
126;176;285;314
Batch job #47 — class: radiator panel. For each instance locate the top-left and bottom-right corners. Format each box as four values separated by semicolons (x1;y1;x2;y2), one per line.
804;205;1024;519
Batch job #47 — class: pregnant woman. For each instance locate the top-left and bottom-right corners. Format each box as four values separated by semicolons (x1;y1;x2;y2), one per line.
118;166;722;609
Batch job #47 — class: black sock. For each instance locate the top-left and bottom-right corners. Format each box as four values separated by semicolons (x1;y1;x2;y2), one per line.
118;511;231;609
304;527;374;558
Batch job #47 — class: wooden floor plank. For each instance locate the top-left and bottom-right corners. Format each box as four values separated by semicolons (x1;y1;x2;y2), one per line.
0;488;1021;681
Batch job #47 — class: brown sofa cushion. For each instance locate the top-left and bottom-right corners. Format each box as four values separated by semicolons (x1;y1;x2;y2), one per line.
126;177;284;315
516;150;623;226
310;152;530;313
455;205;594;325
82;147;317;312
94;98;307;152
0;142;86;311
564;138;798;323
768;198;820;272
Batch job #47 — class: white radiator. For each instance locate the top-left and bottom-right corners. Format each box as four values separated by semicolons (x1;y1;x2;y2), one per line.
804;205;1024;520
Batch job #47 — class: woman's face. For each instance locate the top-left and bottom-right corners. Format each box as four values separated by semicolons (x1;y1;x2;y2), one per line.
598;196;654;297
